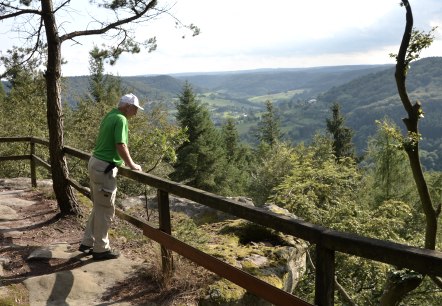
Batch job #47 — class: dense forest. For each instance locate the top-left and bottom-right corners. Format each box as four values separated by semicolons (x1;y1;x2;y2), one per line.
0;46;441;304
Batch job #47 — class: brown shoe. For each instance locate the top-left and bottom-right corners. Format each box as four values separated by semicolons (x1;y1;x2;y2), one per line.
92;250;120;260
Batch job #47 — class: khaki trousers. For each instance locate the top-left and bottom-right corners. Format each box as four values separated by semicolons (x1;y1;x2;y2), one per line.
81;156;118;253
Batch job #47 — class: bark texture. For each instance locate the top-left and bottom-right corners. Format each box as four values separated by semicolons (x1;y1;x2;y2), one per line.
41;0;80;215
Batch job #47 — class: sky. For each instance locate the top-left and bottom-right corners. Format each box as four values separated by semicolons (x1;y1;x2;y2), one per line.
1;0;442;76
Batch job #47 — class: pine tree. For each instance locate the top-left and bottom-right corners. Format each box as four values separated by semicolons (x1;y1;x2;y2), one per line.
222;118;239;163
257;100;281;147
170;82;227;193
221;118;252;195
326;102;355;160
88;46;107;104
87;46;122;108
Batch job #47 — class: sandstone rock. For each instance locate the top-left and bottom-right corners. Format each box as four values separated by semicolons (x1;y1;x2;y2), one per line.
120;194;307;305
198;219;307;306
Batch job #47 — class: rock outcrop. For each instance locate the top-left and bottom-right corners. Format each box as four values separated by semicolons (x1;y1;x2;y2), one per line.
122;195;308;305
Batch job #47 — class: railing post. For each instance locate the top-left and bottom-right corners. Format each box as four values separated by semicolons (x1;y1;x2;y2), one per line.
30;140;37;188
158;189;174;277
315;244;335;306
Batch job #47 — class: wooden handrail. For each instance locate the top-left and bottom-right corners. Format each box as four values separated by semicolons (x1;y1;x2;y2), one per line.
0;136;32;143
2;136;442;306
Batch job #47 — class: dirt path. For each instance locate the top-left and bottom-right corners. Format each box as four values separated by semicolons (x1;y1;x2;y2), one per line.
0;178;207;305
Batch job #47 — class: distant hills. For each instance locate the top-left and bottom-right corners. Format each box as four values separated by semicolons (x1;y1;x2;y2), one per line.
174;65;394;99
4;57;442;170
55;57;442;171
63;64;394;103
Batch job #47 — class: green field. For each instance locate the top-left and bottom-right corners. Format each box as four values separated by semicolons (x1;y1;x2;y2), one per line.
248;89;305;104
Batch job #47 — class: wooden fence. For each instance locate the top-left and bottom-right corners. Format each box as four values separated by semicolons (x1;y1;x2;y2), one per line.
1;136;442;306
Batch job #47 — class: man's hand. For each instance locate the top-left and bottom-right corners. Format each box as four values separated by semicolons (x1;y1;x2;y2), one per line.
131;163;142;171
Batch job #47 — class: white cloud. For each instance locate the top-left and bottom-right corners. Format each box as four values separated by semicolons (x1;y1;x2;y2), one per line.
1;0;441;76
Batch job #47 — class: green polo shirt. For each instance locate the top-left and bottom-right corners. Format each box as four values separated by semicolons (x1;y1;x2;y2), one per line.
93;108;128;166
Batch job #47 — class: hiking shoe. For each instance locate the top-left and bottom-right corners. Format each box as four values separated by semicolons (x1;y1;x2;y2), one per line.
78;244;92;254
92;250;120;260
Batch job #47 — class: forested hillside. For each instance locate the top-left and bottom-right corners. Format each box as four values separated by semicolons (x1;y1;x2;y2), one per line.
63;74;186;106
59;64;392;105
41;57;442;170
318;57;442;169
175;65;393;99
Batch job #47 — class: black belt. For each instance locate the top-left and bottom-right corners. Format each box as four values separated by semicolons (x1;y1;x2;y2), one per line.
104;162;116;174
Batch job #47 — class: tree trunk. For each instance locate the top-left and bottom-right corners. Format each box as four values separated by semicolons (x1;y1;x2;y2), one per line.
394;0;438;251
41;0;80;216
380;270;422;306
380;0;438;304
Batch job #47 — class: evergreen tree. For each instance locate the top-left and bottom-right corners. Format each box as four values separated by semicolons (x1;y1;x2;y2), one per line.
87;46;123;107
220;118;252;195
222;118;239;163
88;46;107;104
170;82;227;193
326;102;355;159
257;100;281;147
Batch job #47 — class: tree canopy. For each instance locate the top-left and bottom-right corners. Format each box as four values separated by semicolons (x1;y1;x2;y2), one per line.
0;0;198;216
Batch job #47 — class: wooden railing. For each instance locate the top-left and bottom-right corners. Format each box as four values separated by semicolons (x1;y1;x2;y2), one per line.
1;136;442;306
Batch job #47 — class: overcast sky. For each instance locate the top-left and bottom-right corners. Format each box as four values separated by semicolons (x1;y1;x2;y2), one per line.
1;0;441;76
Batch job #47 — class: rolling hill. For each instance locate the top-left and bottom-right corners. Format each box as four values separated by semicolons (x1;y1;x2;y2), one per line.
308;57;442;170
5;58;441;169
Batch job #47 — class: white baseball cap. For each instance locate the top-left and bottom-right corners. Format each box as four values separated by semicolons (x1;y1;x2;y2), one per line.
120;93;144;110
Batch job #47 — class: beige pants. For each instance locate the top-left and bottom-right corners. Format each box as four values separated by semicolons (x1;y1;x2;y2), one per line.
81;156;118;253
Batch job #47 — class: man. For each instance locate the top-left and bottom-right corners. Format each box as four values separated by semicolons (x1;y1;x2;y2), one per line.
79;93;143;260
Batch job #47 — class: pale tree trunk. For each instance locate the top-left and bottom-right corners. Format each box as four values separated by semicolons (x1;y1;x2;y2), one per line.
41;0;80;216
380;0;439;304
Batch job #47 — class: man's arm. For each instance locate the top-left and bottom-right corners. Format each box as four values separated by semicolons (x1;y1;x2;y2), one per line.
116;143;142;171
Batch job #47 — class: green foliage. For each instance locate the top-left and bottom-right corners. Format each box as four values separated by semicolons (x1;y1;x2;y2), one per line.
59;59;442;172
319;57;442;170
267;127;440;304
326;102;355;160
269;138;381;303
0;47;48;178
390;27;437;73
365;119;416;204
271;136;361;227
172;213;209;247
220;118;252;195
248;142;294;206
128;103;187;176
170;82;228;194
0;48;47;138
257;100;281;147
64;48;186;196
0;81;5;102
88;46;108;103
